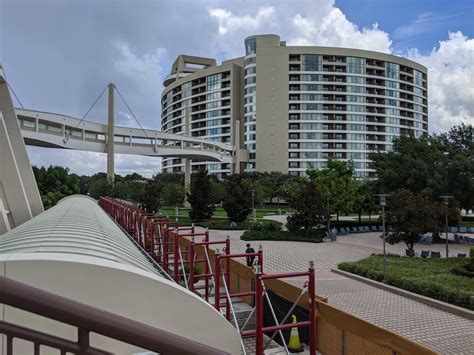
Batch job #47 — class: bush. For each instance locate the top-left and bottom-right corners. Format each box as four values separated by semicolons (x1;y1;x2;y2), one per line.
250;220;282;232
242;229;325;243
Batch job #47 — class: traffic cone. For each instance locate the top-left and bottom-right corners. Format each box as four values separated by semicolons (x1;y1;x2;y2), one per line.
288;314;303;353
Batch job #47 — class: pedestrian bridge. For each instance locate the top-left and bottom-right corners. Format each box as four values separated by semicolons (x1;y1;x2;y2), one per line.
16;108;234;163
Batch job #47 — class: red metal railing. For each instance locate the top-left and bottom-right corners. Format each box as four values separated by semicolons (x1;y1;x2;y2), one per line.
254;265;316;355
99;197;317;355
214;250;263;321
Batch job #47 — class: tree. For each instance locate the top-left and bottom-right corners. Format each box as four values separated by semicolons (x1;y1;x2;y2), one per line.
307;158;357;221
286;180;326;231
371;124;474;210
140;176;162;213
187;170;214;222
385;189;443;251
32;165;81;208
353;180;377;223
163;182;184;206
222;174;252;223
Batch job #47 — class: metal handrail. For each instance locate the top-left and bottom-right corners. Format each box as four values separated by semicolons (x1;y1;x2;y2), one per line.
0;276;227;355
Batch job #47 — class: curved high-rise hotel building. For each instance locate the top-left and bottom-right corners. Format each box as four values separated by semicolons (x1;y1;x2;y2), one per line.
161;35;428;177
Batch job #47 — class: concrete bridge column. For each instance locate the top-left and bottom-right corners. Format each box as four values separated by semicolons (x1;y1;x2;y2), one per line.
183;105;191;208
107;83;115;182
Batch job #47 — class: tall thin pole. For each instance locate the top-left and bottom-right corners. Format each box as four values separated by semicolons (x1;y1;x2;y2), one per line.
445;203;449;258
107;83;115;182
382;204;387;282
251;189;255;220
376;194;390;283
439;196;453;258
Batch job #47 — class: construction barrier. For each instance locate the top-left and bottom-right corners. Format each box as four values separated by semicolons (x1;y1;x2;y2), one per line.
99;197;438;355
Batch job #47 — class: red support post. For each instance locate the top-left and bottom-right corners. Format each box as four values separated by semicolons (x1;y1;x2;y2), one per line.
225;236;231;320
308;261;316;355
204;231;209;302
214;249;221;312
255;268;263;355
189;239;195;292
173;229;179;282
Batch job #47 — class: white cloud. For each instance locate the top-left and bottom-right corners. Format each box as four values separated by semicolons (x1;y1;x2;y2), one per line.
289;8;392;53
407;31;474;132
113;41;166;84
209;6;275;35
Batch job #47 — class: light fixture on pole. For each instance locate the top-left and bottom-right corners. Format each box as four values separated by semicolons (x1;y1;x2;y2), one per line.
439;195;453;258
251;189;256;220
324;193;331;239
375;194;391;283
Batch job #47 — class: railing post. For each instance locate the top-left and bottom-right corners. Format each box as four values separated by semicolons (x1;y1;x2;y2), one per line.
78;328;90;352
163;227;168;270
258;244;263;273
189;238;195;293
225;236;231;320
309;261;316;355
205;231;210;302
214;249;221;312
173;228;179;282
255;265;263;355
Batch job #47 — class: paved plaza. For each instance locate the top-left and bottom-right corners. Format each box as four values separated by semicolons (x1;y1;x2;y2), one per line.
196;226;474;354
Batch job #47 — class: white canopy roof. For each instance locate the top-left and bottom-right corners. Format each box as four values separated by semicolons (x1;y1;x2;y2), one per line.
0;195;240;354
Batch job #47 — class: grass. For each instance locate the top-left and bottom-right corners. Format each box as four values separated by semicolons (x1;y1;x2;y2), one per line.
339;254;474;310
159;205;292;219
157;205;287;230
242;229;325;243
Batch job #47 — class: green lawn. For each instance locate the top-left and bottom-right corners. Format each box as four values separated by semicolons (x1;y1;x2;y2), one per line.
339;255;474;310
157;205;284;230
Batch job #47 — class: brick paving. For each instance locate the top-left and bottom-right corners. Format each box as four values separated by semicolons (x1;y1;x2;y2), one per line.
196;227;474;354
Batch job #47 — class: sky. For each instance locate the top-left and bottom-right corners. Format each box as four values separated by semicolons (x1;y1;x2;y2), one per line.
1;0;473;177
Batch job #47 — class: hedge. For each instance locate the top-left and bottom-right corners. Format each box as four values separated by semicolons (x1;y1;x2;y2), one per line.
241;229;325;243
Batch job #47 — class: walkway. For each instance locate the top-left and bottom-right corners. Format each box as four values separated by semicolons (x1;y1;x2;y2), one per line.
197;227;474;354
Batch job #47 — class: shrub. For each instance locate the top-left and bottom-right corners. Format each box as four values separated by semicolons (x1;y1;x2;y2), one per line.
242;229;325;243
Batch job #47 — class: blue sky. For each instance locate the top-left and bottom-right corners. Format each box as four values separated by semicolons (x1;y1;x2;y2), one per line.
337;0;473;51
1;0;473;176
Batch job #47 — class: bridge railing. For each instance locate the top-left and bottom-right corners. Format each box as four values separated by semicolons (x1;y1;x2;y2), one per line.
0;276;227;355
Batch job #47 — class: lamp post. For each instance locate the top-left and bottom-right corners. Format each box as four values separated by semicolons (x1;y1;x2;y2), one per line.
439;195;453;258
251;189;256;220
375;194;391;283
324;193;331;238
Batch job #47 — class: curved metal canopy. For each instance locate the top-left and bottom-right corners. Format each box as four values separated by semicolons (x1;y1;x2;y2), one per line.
0;195;241;354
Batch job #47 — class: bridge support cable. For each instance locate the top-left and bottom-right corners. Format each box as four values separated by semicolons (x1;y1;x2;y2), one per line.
75;84;108;129
114;85;149;139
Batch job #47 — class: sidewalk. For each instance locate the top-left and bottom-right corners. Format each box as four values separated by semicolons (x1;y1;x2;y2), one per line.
199;227;474;354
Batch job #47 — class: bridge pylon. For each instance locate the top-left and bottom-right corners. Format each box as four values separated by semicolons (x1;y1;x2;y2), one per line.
107;83;115;182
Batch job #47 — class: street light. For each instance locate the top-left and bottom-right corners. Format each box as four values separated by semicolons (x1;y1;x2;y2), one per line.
375;194;391;283
324;193;331;239
251;189;256;220
439;195;453;258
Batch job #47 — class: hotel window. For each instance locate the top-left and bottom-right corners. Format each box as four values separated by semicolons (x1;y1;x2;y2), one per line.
386;62;399;79
302;54;322;71
245;38;257;55
207;74;220;90
347;57;365;74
